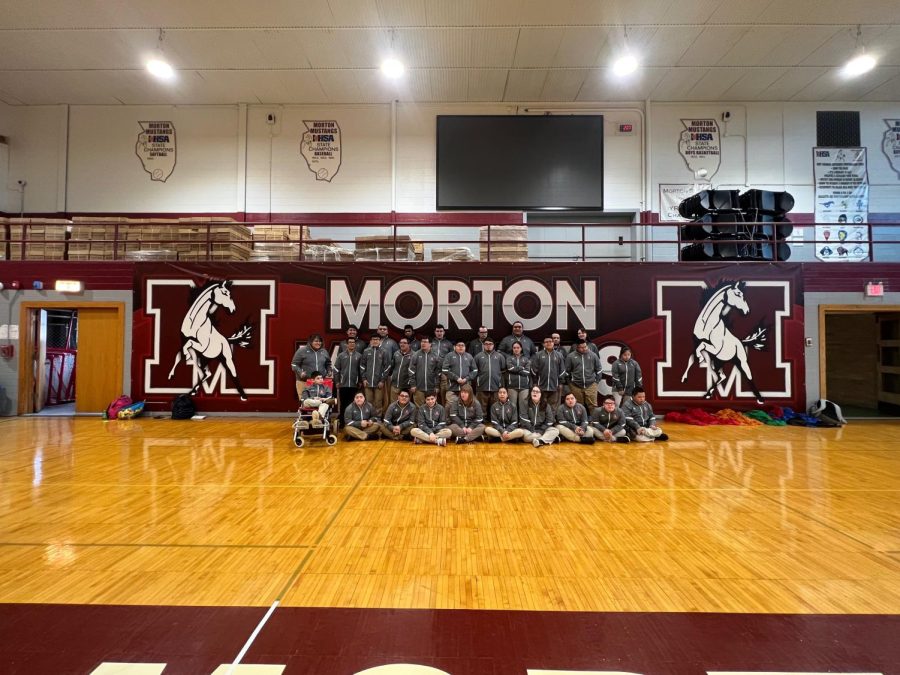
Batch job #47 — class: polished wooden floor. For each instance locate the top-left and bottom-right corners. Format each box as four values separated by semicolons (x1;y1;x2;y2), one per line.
0;416;898;614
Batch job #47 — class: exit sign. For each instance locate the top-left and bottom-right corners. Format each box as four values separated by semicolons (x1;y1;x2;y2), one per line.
617;123;634;134
866;282;884;297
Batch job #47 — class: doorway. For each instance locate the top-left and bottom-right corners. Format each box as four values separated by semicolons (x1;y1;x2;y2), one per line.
820;305;900;417
19;302;124;415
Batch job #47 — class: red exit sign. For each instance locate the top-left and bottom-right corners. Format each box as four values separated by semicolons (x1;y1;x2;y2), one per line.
618;123;634;134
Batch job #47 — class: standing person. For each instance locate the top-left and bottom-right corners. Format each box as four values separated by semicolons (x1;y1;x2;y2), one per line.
520;386;559;447
531;336;567;407
474;337;504;411
611;346;643;407
622;387;668;442
442;340;477;407
575;327;600;357
505;341;532;417
408;337;441;406
388;338;414;405
432;324;454;404
301;371;336;426
555;392;594;443
484;387;525;443
338;325;359;352
403;325;419;351
411;392;451;446
589;395;629;443
378;389;417;441
448;384;485;444
361;335;391;415
376;324;399;358
566;340;603;414
468;326;489;356
499;321;536;358
551;333;565;354
292;334;332;401
343;392;381;441
333;336;362;423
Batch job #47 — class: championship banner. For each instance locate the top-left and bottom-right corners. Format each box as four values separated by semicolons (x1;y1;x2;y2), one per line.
132;262;804;413
301;120;342;182
678;119;721;178
135;121;176;182
814;147;869;262
884;119;900;178
659;184;702;222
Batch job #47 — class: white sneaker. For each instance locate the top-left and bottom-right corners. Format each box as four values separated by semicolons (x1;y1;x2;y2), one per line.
532;438;541;447
437;437;446;447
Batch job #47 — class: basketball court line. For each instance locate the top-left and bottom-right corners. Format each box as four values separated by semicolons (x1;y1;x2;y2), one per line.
0;541;313;549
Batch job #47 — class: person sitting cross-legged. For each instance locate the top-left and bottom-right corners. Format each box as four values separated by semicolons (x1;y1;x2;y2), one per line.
343;392;381;441
520;386;560;447
484;387;525;443
621;387;669;442
448;384;486;444
301;371;336;426
411;392;452;446
590;395;630;443
556;392;594;443
378;389;417;441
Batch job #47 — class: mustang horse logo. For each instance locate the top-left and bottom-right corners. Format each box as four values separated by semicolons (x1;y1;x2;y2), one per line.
680;281;767;403
167;280;253;400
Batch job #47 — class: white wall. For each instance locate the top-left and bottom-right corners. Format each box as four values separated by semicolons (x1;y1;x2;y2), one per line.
0;104;67;214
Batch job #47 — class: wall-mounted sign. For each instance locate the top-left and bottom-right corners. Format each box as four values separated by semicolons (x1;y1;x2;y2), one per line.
659;184;702;222
300;120;342;182
813;147;869;262
135;121;176;182
678;119;721;178
883;119;900;178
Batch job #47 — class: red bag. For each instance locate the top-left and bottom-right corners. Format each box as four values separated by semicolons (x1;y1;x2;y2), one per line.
105;395;132;420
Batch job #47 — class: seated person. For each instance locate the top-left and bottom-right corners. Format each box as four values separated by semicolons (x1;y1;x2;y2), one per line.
343;392;381;441
411;392;452;446
301;371;336;426
520;386;559;447
622;387;669;442
484;387;525;443
447;384;486;444
590;395;629;443
555;392;594;443
378;390;417;441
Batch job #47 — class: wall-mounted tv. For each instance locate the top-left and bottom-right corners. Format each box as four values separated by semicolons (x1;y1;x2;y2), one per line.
436;114;604;211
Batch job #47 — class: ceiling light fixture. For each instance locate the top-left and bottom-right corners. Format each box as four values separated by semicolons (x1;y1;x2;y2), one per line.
146;28;176;80
611;25;639;77
842;26;877;77
381;57;405;78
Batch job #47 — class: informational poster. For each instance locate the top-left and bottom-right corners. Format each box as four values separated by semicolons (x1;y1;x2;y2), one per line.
884;119;900;178
813;147;869;262
300;120;342;182
678;119;721;179
135;121;176;182
659;184;702;222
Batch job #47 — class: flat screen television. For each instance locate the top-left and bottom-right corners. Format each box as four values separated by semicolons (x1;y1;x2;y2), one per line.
436;114;604;211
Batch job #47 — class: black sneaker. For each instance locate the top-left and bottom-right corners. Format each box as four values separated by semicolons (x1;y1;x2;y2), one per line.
616;436;630;443
657;433;669;441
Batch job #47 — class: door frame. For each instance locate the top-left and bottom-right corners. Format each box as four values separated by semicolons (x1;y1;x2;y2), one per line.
818;304;900;401
18;301;125;415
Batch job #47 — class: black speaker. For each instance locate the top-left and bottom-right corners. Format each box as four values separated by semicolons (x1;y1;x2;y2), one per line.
677;190;741;219
739;190;795;215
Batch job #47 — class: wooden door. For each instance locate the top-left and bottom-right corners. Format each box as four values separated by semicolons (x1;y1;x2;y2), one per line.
75;307;124;413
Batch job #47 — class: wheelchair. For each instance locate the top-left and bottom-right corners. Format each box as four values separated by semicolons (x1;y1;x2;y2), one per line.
292;377;339;449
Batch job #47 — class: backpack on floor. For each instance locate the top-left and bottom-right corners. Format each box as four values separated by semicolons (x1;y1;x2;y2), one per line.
808;399;846;426
172;394;196;420
117;401;145;419
104;395;132;420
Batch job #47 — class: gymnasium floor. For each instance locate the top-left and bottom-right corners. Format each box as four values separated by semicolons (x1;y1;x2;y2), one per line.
0;416;898;674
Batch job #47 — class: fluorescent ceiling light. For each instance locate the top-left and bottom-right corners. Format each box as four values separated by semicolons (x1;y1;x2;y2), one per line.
842;53;876;77
611;54;639;77
380;57;405;78
146;58;175;80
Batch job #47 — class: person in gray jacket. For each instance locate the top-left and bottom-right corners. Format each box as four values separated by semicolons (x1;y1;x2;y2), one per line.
611;346;643;407
408;337;442;406
531;336;567;407
447;385;485;443
443;341;478;406
467;326;489;356
432;324;455;404
499;321;536;358
387;338;414;405
555;392;594;443
504;341;531;417
376;324;399;358
565;340;603;413
474;337;505;411
361;335;391;415
520;386;559;447
622;387;668;442
411;392;451;446
590;395;629;443
484;387;525;442
338;325;359;352
343;392;381;441
333;337;363;423
378;389;417;440
292;334;332;401
574;327;600;357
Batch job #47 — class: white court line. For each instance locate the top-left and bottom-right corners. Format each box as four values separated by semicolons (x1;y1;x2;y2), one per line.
226;600;280;675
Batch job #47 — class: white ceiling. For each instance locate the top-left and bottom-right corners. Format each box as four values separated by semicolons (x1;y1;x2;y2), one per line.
1;0;899;105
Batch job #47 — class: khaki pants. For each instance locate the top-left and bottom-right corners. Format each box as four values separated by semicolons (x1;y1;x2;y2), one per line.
568;382;598;412
302;398;335;421
633;426;663;442
557;425;594;442
412;389;437;407
523;428;560;445
377;422;412;441
410;428;452;444
449;423;485;442
506;388;530;417
541;389;561;408
364;385;385;416
592;426;627;442
344;424;381;441
613;391;631;408
439;375;449;405
484;427;525;441
388;385;407;406
476;390;499;412
444;389;460;407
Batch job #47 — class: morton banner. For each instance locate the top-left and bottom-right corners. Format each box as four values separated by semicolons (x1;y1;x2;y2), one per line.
132;262;804;413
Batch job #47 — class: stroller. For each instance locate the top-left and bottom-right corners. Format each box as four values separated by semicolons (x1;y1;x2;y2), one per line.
292;377;339;448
